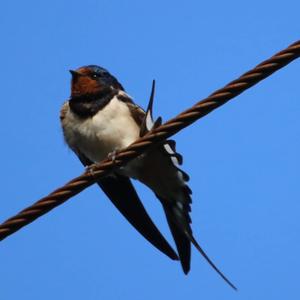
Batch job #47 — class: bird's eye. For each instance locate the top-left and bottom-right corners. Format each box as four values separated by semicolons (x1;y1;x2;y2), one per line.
92;73;99;79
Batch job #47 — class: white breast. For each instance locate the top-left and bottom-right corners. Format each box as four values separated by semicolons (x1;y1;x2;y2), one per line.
62;96;140;163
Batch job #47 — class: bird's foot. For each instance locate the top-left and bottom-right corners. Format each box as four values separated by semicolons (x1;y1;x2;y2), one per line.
85;149;120;177
85;163;101;177
107;148;120;164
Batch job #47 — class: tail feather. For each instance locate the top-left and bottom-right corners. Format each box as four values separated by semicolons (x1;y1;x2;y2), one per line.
141;79;236;290
166;202;237;290
187;231;237;290
164;206;191;274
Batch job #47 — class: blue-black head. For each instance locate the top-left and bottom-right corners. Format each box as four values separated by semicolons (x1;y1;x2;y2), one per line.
70;65;124;98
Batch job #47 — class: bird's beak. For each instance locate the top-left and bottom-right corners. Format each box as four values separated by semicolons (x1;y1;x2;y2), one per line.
69;70;82;78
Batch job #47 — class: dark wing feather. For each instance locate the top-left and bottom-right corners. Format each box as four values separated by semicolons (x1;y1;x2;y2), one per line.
98;174;178;260
77;153;178;261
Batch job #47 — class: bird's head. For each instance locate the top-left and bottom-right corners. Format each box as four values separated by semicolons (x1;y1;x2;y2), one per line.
70;65;124;98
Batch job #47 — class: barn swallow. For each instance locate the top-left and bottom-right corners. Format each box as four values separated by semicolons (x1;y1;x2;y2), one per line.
60;65;236;289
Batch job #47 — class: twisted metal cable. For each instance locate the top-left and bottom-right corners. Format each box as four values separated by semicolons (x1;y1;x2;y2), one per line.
0;40;299;242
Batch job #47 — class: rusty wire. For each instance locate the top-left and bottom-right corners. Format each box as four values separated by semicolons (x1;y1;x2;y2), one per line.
0;40;299;242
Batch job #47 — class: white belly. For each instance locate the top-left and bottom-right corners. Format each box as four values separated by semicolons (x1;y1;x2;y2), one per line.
62;96;140;163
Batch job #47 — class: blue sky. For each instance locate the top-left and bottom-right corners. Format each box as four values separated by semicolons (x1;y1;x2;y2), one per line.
0;1;299;299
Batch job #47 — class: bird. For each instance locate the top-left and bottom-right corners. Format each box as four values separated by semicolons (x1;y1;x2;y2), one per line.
60;65;236;290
